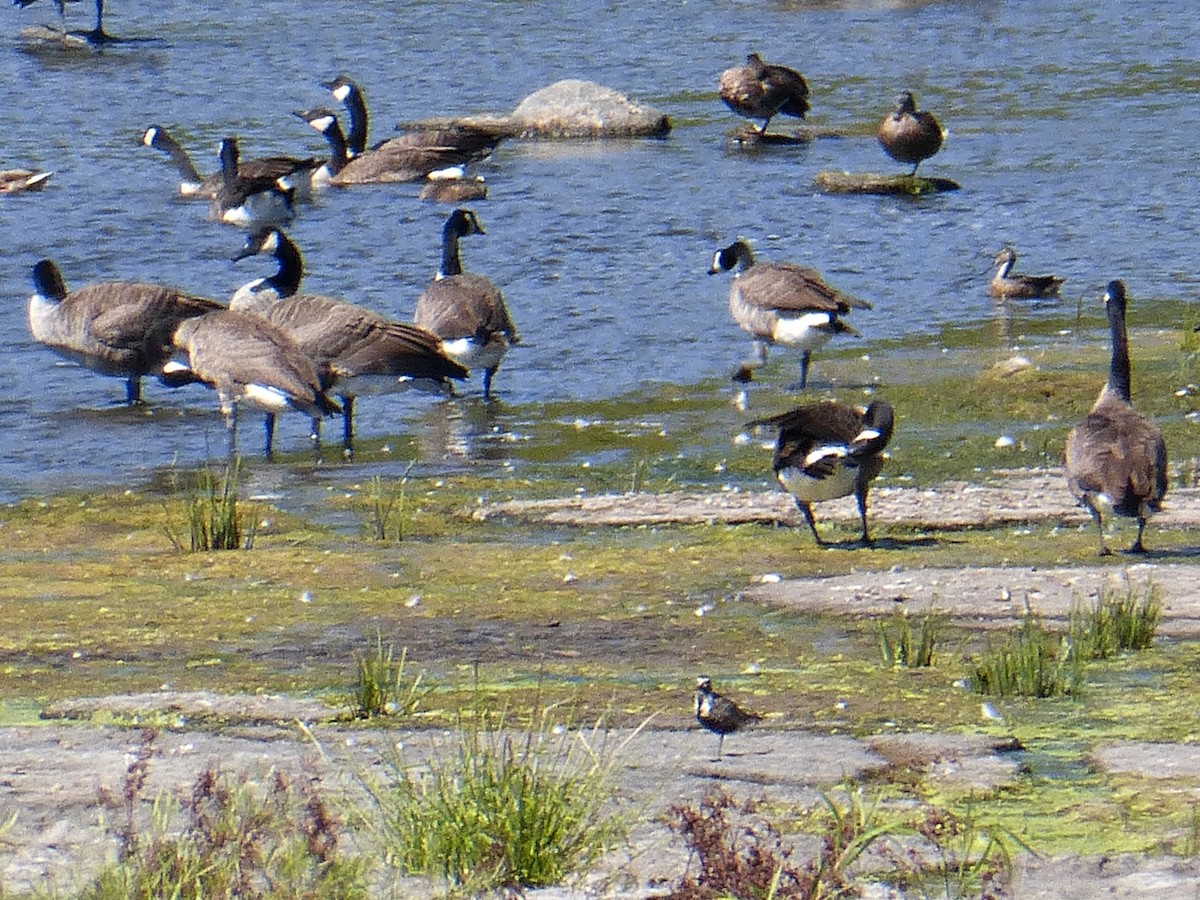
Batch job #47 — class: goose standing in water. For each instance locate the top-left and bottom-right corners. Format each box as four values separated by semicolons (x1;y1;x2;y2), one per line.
211;137;296;228
708;239;871;390
989;246;1064;299
26;258;222;405
230;227;468;455
141;126;321;202
1064;281;1167;555
747;399;895;547
877;92;944;176
694;676;762;759
718;53;810;134
170;310;339;460
13;0;117;44
415;208;520;399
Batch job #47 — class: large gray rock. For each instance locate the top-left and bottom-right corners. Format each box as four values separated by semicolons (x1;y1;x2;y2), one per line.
507;79;671;138
417;79;672;140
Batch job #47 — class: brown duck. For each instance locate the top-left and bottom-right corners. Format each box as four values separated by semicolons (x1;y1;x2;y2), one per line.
718;52;810;134
877;91;944;175
989;246;1064;299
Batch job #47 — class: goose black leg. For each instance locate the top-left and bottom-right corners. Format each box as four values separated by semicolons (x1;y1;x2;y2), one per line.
796;500;826;546
263;412;276;461
341;396;355;456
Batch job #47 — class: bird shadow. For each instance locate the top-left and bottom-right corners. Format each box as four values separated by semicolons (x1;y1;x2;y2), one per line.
820;535;939;551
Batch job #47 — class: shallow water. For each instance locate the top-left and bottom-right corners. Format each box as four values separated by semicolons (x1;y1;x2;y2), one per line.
1;0;1198;501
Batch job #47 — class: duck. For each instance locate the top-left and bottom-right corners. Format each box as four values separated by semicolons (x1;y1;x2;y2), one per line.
989;246;1064;299
877;91;944;176
230;227;469;454
210;137;296;229
415;208;520;399
170;309;340;460
694;676;762;760
141;125;322;202
1064;281;1167;556
322;74;503;161
708;238;871;389
26;258;223;406
418;171;488;203
747;399;895;547
718;52;810;134
295;108;493;187
0;167;52;193
14;0;114;44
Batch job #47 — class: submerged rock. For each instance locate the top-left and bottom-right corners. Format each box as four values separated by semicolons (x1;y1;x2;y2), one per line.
814;169;960;195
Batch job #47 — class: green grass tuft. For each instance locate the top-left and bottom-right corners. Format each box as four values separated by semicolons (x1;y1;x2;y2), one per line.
363;707;631;893
878;608;942;669
970;611;1082;699
1069;580;1162;661
349;634;428;720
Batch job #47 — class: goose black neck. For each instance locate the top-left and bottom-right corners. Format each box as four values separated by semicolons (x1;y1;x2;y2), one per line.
1105;282;1132;403
32;259;67;301
440;221;464;278
218;140;239;187
319;119;350;175
270;233;304;298
343;88;368;157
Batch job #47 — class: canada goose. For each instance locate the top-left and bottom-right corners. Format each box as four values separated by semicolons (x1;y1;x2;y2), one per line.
718;53;810;134
415;208;520;399
322;74;503;161
295;108;492;186
708;239;871;389
211;137;296;229
0;167;52;193
141;126;321;201
694;676;762;760
1064;281;1167;555
171;309;339;459
230;227;468;453
14;0;113;44
26;258;222;405
989;246;1064;300
748;400;895;546
877;92;944;176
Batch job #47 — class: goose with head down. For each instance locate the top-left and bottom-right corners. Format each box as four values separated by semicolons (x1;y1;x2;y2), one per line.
747;399;895;547
230;227;468;455
26;258;222;405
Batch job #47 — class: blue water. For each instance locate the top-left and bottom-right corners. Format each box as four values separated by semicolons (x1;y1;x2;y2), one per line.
1;0;1198;500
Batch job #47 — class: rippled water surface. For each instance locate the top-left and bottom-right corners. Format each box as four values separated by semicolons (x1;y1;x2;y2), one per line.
1;0;1198;501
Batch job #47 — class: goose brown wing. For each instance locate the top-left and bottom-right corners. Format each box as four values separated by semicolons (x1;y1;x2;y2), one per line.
1066;403;1166;512
81;284;221;356
263;296;466;380
416;274;517;343
239;156;322;181
740;263;871;314
175;312;326;408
